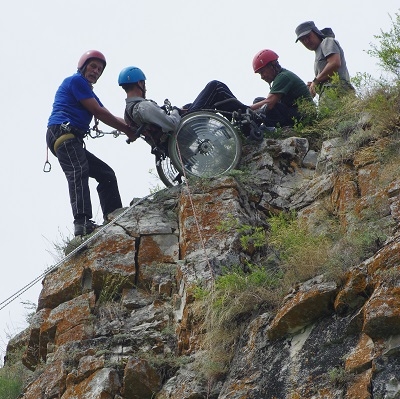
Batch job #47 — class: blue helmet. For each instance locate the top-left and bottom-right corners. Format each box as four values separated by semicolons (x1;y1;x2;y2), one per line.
118;66;146;86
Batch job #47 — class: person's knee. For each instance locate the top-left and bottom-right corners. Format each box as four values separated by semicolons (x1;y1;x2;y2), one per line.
253;97;266;104
207;80;224;89
103;169;117;182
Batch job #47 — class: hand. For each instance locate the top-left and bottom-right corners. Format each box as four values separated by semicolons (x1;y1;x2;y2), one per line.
126;133;140;144
254;103;268;115
126;126;140;142
172;106;184;116
308;82;317;98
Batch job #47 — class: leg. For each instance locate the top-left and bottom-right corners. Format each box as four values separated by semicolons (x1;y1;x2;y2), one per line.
187;80;240;113
56;138;92;220
262;103;300;127
253;96;266;104
85;150;122;219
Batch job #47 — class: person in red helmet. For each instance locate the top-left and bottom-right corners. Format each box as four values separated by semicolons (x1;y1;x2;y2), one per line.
184;49;314;128
46;50;137;237
250;49;315;127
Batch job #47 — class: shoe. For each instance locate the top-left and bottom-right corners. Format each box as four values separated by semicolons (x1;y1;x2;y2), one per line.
74;218;98;237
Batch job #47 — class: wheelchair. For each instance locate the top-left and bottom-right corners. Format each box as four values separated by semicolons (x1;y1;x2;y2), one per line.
126;98;267;187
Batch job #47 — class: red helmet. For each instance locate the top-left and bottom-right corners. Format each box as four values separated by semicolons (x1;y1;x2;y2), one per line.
252;49;279;73
77;50;107;70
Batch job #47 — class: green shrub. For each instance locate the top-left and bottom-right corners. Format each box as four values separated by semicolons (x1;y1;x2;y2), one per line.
217;214;267;251
0;346;32;399
98;274;133;304
367;10;400;79
268;211;332;285
0;373;23;399
327;366;352;388
195;263;283;380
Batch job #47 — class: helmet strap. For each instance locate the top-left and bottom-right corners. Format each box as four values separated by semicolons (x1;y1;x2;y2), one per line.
271;61;282;78
137;81;146;97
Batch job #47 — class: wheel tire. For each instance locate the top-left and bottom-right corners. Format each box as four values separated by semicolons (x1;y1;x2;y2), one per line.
155;155;183;187
168;111;242;179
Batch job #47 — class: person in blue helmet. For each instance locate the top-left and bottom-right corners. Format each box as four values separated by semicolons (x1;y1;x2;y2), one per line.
118;66;181;137
119;52;313;137
47;50;137;237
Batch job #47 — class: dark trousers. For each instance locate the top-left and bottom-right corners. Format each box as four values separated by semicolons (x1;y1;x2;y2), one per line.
187;80;300;127
262;103;301;127
46;126;122;221
186;80;248;114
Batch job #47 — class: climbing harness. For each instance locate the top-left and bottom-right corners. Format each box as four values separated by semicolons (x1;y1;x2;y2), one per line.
43;120;123;173
53;133;76;153
0;193;157;312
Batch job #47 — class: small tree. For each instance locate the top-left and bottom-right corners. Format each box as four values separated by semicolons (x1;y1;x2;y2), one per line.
367;11;400;79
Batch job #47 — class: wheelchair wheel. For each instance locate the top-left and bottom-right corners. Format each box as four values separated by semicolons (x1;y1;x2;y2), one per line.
168;111;242;179
155;155;184;187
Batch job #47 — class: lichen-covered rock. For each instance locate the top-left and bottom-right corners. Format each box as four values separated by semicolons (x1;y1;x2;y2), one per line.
8;135;400;399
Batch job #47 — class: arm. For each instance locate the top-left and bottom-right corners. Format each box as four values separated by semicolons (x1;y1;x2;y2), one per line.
136;101;181;133
80;97;137;140
309;52;342;96
250;92;282;111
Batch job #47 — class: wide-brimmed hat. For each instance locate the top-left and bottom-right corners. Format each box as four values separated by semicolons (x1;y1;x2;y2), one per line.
295;21;324;42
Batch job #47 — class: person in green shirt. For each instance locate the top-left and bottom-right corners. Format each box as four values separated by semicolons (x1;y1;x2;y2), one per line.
184;49;315;128
250;49;315;127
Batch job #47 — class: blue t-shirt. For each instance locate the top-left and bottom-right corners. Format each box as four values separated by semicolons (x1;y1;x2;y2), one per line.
47;72;103;131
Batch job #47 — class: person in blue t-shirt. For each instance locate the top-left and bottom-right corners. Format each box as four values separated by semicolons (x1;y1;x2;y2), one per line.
46;50;137;237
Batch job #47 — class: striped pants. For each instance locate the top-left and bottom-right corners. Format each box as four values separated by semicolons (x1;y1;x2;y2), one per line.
46;125;122;221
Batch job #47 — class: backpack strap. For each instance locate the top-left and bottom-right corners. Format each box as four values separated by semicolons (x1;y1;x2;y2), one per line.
124;100;143;134
124;100;168;150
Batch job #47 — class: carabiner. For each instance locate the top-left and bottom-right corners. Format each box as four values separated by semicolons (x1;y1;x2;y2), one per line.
43;161;51;173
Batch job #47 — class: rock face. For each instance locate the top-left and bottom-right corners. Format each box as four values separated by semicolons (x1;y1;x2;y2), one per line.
7;134;400;398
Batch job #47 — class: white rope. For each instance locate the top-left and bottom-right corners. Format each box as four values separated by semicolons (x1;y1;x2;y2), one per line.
174;138;215;285
2;124;220;310
0;193;157;311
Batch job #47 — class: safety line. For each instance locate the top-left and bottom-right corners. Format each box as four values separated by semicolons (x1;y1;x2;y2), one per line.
6;122;218;311
0;193;157;311
174;138;215;285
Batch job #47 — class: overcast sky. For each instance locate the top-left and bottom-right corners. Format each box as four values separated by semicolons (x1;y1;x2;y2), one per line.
0;0;398;361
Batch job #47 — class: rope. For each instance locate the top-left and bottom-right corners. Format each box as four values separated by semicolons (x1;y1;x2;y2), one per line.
174;139;215;285
0;193;157;311
13;118;217;309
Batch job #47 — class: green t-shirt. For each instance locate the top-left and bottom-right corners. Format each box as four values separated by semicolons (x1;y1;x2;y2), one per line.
269;68;313;108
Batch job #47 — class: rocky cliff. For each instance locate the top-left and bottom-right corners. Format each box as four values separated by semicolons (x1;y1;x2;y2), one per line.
6;127;400;398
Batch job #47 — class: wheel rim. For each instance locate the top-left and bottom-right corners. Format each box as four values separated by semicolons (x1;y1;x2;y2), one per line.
169;112;241;179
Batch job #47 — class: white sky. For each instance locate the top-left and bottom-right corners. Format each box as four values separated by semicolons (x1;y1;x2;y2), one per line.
0;0;398;361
